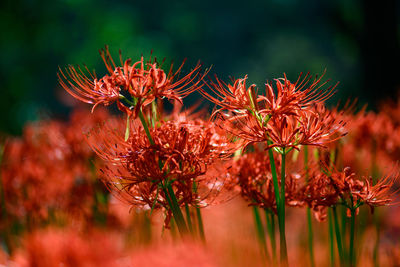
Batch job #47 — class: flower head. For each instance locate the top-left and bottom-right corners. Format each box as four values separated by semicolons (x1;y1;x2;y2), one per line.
259;72;336;117
59;46;206;117
303;165;399;220
86;118;233;222
228;150;303;212
203;72;344;152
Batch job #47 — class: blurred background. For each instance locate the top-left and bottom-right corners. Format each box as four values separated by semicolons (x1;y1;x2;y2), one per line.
0;0;399;135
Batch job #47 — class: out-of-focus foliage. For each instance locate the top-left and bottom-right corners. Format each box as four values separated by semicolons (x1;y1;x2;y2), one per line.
0;0;399;134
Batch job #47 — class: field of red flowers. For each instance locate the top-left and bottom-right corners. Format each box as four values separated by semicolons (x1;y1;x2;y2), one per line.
1;47;399;266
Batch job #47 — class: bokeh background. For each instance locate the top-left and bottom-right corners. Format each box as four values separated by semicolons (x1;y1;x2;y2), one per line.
1;0;399;135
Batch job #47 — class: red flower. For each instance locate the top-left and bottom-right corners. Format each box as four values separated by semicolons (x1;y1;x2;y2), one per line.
200;75;259;114
86;118;233;223
203;72;344;151
59;46;206;116
228;150;303;212
303;166;399;220
259;72;336;117
58;64;121;113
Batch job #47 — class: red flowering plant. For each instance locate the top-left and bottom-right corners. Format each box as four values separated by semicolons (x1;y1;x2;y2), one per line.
0;109;115;254
302;163;399;266
201;72;346;264
227;148;306;263
58;47;234;239
86;117;233;237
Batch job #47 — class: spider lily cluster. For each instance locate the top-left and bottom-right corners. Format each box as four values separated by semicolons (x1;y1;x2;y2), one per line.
0;47;399;266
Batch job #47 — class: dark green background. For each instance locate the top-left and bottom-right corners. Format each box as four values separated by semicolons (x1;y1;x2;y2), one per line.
1;0;399;135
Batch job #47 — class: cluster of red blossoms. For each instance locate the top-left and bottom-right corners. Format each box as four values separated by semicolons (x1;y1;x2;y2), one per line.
57;45;397;229
1;47;399;266
1;109;109;225
89;119;232;216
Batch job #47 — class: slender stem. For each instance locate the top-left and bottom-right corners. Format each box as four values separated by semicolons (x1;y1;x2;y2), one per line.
138;111;155;145
306;208;315;267
253;206;270;260
151;100;158;127
304;146;315;267
333;206;344;266
328;209;335;267
132;98;189;238
279;150;288;266
196;206;206;242
267;143;285;264
185;204;194;234
169;217;177;239
267;143;281;210
349;208;356;266
164;183;188;236
124;114;130;141
265;209;277;265
192;181;206;242
121;94;154;146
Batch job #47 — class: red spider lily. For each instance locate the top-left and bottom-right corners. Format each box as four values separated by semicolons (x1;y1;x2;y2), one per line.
0;109;110;224
228;150;279;212
278;103;346;148
58;65;121;113
58;46;206;117
228;150;303;212
200;75;259;114
259;72;336;117
215;103;346;151
339;108;400;173
213;111;267;150
201;72;336;117
204;73;345;153
303;165;399;220
350;171;399;213
302;168;343;221
86;118;234;224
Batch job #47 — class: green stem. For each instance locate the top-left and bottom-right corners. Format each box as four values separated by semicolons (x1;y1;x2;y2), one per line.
267;143;288;266
279;150;288;266
328;209;335;267
267;143;284;264
185;204;194;234
307;208;315;267
192;181;206;242
138;111;155;146
253;206;269;260
304;146;315;267
163;183;188;237
151;100;158;127
265;209;277;265
131;97;189;238
349;208;356;266
267;143;281;210
196;206;206;242
333;206;344;266
120;94;155;146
